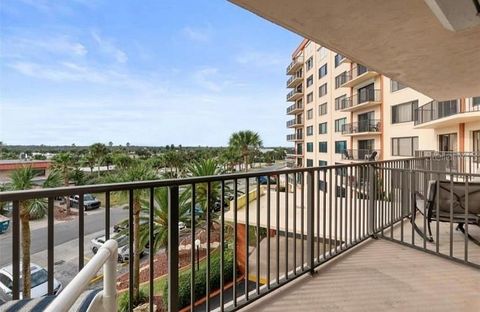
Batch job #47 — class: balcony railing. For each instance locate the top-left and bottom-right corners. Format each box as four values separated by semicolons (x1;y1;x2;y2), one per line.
286;117;303;128
286;88;303;102
342;119;382;135
286;102;303;114
414;99;480;125
286;133;303;141
286;55;304;75
286;73;303;88
341;149;380;161
341;89;382;110
341;64;377;87
1;158;479;311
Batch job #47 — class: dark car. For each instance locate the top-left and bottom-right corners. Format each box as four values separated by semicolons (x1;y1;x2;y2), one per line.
69;194;101;210
259;175;277;185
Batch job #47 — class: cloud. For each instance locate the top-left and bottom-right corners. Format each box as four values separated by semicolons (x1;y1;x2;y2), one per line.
181;26;211;43
1;35;87;59
235;50;284;67
91;31;128;63
192;67;222;92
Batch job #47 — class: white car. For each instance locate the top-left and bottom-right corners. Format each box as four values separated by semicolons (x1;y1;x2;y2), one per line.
0;263;62;302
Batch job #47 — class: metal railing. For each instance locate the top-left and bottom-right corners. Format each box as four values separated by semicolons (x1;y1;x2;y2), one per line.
286;88;303;102
286;117;303;128
341;89;382;110
286;133;303;141
1;158;479;311
415;150;480;177
341;64;372;86
286;102;303;114
286;73;303;88
286;56;304;75
341;149;380;161
342;119;382;135
413;99;480;125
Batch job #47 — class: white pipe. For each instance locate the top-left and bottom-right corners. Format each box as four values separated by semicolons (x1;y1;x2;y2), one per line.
45;239;118;312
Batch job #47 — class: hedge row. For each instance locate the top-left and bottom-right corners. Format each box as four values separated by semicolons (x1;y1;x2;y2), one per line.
162;247;235;309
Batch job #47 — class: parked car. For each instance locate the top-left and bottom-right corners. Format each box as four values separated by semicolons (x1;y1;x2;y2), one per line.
69;194;101;210
0;263;62;301
259;175;277;185
91;234;151;263
114;220;187;233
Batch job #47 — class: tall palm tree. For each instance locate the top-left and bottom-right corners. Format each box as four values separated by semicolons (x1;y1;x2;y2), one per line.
53;152;74;212
83;152;96;174
104;162;157;305
187;159;226;220
138;187;189;254
9;167;61;298
228;130;263;172
89;143;108;177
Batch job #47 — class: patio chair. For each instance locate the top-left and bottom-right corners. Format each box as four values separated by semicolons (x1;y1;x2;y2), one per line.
413;180;480;245
342;150;352;160
367;151;378;161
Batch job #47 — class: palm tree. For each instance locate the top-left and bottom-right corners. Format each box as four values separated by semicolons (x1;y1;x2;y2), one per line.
228;130;263;172
138;187;189;254
89;143;108;177
105;162;157;305
112;152;132;170
187;159;226;220
53;152;74;212
108;141;113;148
82;152;96;174
9;167;61;298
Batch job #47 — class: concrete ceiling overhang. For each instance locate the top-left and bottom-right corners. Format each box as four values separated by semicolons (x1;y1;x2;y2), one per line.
229;0;480;100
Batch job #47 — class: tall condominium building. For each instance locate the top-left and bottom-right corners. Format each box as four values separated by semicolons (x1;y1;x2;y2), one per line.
286;39;480;167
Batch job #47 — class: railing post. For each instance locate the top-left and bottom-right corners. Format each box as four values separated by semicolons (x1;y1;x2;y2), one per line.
368;164;377;238
168;186;179;312
306;170;315;274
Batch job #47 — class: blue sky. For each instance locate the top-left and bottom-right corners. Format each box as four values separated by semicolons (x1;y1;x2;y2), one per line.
0;0;301;147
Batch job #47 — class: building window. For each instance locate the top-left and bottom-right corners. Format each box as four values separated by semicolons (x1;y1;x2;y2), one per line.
473;131;480;161
319;160;327;166
306;159;314;167
439;133;457;152
390;80;407;92
296;143;303;154
318;64;327;79
318;103;327;116
319;141;328;153
306;57;313;71
307;92;313;103
318;83;327;98
334;54;344;67
391;100;418;123
335;118;346;132
335;72;348;89
306;142;314;153
306;75;313;87
318;122;327;134
335;95;347;110
307;109;313;120
335;141;347;154
392;137;419;156
473;97;480;106
306;126;314;136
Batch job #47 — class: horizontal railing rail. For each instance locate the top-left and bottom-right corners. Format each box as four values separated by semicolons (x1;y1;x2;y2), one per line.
286;102;303;114
341;149;380;161
413;99;480;125
342;119;382;134
286;56;304;74
341;89;382;109
286;88;303;101
2;156;479;311
286;74;303;87
286;117;303;128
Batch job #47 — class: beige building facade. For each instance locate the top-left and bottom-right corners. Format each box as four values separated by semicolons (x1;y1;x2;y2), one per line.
286;39;480;167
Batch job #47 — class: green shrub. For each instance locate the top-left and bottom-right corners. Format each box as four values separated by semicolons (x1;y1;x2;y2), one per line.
118;288;149;312
162;247;235;310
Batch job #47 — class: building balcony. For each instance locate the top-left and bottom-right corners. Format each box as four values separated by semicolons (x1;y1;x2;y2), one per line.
286;133;303;142
1;157;479;311
286;88;303;102
286;73;303;88
341;149;380;161
414;99;480;129
341;64;379;88
340;89;382;112
286;55;304;75
342;119;382;136
286;102;303;115
286;117;304;128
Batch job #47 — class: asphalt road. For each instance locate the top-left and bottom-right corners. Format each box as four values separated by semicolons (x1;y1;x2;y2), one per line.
0;206;129;266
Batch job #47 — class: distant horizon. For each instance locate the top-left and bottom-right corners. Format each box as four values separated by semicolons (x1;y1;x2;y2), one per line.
0;0;301;147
